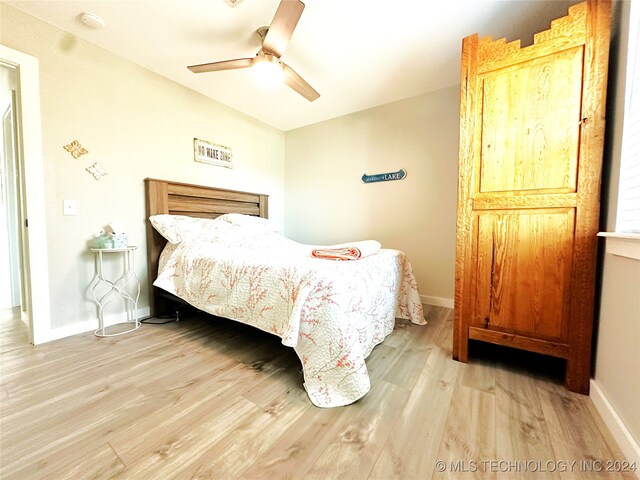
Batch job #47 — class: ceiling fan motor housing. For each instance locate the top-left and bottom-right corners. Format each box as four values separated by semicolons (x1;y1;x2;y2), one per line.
256;26;270;41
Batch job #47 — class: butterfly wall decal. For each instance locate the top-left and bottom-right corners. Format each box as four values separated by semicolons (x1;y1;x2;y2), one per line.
86;162;107;180
63;140;88;159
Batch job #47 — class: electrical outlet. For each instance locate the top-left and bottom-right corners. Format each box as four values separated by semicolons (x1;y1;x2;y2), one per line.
63;199;77;216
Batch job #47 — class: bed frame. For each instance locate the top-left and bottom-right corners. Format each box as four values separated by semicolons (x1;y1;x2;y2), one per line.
144;178;269;316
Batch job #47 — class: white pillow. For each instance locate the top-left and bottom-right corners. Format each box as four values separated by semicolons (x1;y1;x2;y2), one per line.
149;214;224;244
216;213;281;232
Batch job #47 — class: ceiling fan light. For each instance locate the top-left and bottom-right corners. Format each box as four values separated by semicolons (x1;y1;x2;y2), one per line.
252;54;284;87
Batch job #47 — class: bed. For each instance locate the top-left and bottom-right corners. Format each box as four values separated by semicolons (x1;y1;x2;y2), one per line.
144;178;425;407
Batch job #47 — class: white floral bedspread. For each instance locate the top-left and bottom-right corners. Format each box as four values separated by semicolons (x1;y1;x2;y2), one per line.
154;225;425;407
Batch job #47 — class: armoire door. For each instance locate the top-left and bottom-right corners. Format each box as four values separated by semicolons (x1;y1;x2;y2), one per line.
454;0;610;394
471;209;575;343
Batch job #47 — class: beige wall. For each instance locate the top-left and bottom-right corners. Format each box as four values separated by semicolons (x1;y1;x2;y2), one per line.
595;253;640;444
593;0;640;457
284;86;459;302
0;5;285;331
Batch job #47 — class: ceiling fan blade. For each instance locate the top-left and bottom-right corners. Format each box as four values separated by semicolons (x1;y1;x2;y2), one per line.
262;0;305;58
188;57;254;74
283;63;319;102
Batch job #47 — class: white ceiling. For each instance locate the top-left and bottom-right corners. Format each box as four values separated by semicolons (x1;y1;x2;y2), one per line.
6;0;576;131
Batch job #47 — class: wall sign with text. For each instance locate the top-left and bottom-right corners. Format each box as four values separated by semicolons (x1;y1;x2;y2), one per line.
194;138;233;168
361;168;407;184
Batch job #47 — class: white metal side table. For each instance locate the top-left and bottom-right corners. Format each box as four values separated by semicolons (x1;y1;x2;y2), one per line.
90;246;141;337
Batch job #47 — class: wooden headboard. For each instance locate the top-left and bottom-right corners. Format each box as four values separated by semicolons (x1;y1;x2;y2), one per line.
144;178;269;315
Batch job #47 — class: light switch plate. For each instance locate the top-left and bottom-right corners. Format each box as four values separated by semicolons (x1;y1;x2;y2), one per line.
63;199;77;216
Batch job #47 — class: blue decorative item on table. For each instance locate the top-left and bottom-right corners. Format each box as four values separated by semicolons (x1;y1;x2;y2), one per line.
94;233;114;249
93;221;128;249
113;234;128;248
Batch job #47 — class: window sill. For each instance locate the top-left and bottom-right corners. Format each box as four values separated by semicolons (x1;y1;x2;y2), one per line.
597;232;640;261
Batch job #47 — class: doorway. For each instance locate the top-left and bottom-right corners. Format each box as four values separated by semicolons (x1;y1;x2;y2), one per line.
0;45;51;346
0;62;28;351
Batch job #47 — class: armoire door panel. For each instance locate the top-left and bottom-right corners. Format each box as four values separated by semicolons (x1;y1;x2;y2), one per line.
471;208;575;340
478;46;583;194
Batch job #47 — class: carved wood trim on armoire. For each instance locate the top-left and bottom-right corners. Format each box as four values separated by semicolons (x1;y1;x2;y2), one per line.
453;0;610;394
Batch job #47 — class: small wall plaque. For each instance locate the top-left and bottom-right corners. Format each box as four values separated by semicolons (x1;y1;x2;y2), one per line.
63;140;88;159
86;162;107;180
361;168;407;184
194;138;233;168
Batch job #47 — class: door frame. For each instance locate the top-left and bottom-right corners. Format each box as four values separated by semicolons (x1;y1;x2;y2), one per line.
0;44;50;344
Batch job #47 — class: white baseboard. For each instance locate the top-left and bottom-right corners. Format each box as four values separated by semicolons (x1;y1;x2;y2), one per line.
47;307;151;342
420;295;454;308
590;379;640;474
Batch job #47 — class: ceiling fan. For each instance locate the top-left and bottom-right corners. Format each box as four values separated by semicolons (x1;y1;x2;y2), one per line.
188;0;320;102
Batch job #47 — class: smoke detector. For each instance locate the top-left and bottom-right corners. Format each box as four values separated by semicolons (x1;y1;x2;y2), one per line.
79;12;106;29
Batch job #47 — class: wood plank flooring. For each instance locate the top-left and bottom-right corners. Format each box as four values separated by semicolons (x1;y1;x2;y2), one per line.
0;306;633;479
0;307;29;354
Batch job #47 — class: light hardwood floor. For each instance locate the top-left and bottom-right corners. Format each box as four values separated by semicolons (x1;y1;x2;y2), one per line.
0;306;633;479
0;307;29;354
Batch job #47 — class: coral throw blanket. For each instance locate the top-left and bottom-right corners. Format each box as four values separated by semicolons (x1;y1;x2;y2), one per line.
311;240;382;261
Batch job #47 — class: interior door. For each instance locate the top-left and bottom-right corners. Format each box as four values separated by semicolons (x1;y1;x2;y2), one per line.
2;97;24;309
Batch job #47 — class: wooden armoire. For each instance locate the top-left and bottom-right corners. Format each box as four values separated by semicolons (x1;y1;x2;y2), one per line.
453;0;610;394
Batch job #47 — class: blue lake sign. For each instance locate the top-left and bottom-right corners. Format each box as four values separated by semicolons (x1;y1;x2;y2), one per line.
361;168;407;184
